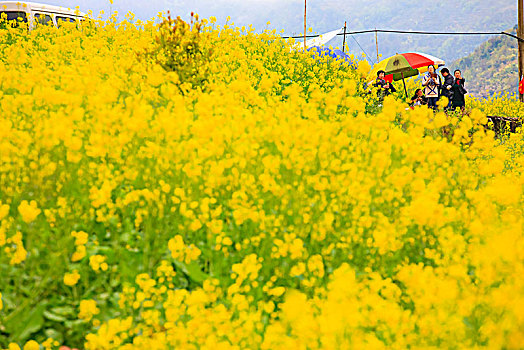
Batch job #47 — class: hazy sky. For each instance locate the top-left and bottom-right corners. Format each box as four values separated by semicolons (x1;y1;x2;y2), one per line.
41;0;516;34
37;0;301;23
31;0;517;63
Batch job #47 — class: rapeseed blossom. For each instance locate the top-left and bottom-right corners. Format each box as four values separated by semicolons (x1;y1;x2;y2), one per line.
5;232;27;265
79;299;100;321
89;255;108;272
0;10;523;350
469;92;524;119
71;230;89;261
64;270;81;286
17;201;41;224
0;203;9;220
22;341;39;350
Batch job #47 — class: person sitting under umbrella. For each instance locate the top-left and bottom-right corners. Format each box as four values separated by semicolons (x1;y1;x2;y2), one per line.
411;89;428;107
374;70;396;100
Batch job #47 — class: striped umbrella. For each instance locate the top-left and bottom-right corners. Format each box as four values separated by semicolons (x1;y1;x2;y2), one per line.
369;52;445;97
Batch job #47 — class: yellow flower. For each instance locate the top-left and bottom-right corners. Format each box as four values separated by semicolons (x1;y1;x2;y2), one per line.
72;231;89;245
89;255;108;272
17;200;41;223
72;245;87;262
189;219;202;231
79;299;99;321
267;286;286;297
0;203;9;220
168;235;185;260
64;270;80;286
23;340;39;350
8;232;27;265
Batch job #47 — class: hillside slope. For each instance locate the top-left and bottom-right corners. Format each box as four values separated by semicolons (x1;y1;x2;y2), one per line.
452;27;518;98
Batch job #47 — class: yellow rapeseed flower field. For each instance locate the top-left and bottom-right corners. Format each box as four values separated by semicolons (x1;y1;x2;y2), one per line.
0;11;524;350
468;93;524;120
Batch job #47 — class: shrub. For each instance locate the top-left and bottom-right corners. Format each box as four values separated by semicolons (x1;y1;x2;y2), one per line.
141;13;212;91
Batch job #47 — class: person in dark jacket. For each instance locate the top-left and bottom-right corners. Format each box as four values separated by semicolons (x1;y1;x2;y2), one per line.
451;69;467;111
440;68;454;110
374;70;396;101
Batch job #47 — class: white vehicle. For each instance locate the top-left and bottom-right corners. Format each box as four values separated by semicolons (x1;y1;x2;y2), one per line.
0;1;87;29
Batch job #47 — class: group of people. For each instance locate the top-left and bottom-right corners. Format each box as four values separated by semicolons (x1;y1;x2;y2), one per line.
374;65;467;111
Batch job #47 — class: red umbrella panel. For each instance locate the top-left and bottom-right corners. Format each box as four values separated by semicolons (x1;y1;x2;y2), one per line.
372;52;446;82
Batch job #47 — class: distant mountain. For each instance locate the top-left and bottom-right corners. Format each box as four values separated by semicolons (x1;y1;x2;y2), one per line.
45;0;516;64
297;0;516;63
452;27;518;98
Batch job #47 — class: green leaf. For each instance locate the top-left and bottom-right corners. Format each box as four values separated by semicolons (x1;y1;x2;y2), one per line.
173;260;209;285
9;303;45;342
0;292;16;310
43;310;67;322
118;250;143;282
49;306;75;316
64;319;85;328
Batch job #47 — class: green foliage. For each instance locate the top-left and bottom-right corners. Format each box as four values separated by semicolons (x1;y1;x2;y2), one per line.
452;27;518;98
142;13;212;90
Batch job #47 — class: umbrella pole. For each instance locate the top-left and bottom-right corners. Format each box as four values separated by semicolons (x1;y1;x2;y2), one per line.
401;72;408;99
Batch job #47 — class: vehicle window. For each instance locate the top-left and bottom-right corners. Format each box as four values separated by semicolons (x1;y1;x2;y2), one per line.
34;13;53;26
78;17;88;29
56;16;76;28
0;11;28;28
